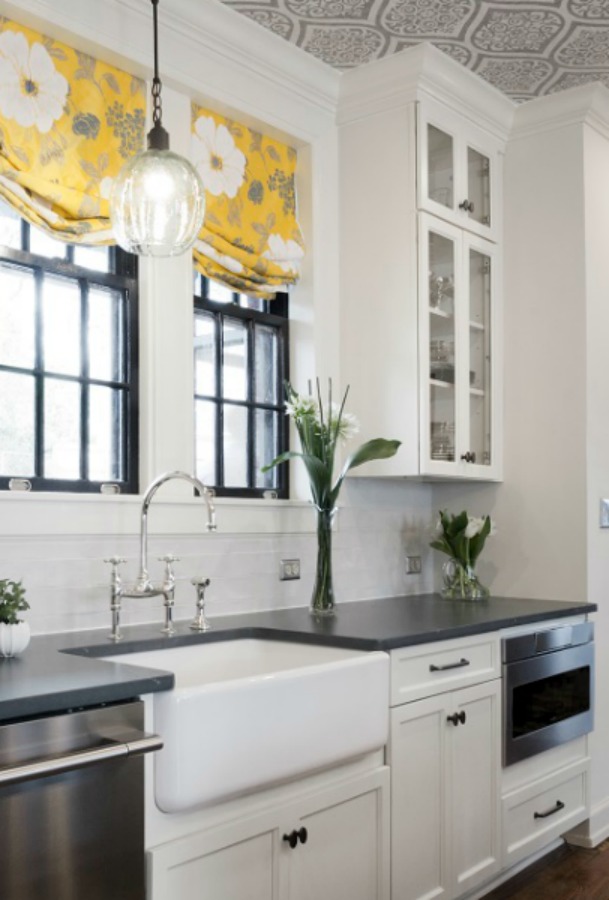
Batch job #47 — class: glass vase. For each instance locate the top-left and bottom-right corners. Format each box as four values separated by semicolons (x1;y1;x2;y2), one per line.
310;507;337;616
441;558;489;600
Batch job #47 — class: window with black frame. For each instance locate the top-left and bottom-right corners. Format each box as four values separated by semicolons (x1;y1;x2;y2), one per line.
194;274;289;498
0;201;138;494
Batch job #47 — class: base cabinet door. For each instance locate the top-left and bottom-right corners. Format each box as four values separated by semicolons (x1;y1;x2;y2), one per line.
389;681;501;900
148;768;389;900
449;681;502;897
147;806;282;900
289;769;390;900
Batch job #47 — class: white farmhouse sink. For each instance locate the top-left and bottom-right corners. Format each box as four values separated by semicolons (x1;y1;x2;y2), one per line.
106;639;389;813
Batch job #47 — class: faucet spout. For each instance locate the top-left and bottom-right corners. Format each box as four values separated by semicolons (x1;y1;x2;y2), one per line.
136;471;216;593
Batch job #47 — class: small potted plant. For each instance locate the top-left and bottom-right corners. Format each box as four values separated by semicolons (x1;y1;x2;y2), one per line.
0;579;31;657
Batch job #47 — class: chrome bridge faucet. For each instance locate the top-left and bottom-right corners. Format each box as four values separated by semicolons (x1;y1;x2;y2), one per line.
105;471;216;641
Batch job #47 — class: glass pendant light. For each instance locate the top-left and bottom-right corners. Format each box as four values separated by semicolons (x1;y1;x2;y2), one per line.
110;0;205;257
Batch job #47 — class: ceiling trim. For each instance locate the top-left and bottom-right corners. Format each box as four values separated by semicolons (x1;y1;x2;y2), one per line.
510;83;609;144
338;43;514;142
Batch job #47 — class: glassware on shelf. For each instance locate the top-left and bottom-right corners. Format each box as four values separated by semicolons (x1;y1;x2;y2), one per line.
428;272;454;310
430;421;455;461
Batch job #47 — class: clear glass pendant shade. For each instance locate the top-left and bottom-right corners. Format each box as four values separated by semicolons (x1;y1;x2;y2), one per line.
110;148;205;257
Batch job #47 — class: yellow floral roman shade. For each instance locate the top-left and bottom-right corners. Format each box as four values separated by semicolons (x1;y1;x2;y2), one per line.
191;105;305;298
0;17;145;243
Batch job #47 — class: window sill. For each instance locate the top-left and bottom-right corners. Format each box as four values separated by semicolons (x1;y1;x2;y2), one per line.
0;490;316;537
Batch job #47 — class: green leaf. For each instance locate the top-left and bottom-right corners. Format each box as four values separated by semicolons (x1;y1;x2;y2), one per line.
330;439;400;504
260;450;302;473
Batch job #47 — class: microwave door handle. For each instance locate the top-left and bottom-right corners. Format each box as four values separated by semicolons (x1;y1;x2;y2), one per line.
0;732;162;787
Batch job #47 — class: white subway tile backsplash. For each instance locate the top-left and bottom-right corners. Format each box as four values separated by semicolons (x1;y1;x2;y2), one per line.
1;482;435;634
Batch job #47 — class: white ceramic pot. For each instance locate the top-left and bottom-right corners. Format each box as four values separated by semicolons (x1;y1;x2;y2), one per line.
0;621;31;658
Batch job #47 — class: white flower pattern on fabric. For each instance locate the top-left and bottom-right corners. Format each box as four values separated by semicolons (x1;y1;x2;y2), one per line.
195;240;244;274
191;116;246;199
263;233;305;274
0;31;68;133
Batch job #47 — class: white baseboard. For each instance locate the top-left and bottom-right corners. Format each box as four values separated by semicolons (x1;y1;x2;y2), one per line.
465;840;563;900
565;797;609;848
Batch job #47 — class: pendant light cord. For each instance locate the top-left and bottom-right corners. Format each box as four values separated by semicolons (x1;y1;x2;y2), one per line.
151;0;162;127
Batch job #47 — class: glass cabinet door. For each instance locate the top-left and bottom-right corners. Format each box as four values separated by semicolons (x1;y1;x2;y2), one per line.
420;104;498;241
467;245;493;469
466;147;491;229
427;124;455;214
427;227;457;465
421;213;498;478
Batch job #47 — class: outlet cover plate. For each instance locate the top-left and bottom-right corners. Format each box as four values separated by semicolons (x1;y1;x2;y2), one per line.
280;559;301;581
405;555;422;575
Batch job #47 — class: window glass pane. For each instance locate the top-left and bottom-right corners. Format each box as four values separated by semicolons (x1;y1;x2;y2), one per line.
224;404;248;487
194;313;216;395
0;202;21;249
239;295;266;312
209;280;234;304
0;265;35;368
89;385;122;481
255;409;278;489
223;318;248;401
30;227;69;260
43;276;81;376
44;378;80;479
0;372;35;474
255;325;278;404
73;244;110;273
195;399;216;486
89;288;122;382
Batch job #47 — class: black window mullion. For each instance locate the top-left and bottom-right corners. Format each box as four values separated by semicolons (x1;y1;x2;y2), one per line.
34;267;44;478
248;318;256;489
79;280;89;481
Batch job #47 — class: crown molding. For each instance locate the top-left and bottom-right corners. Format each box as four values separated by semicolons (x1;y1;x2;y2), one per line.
0;0;339;142
338;42;514;142
510;82;609;144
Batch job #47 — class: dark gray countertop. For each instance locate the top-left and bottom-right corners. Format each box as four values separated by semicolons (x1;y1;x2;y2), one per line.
0;593;596;723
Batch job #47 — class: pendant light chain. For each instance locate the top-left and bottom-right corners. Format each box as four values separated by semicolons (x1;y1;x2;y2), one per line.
151;0;163;127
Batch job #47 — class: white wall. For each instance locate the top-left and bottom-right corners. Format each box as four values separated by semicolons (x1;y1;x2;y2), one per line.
0;0;435;633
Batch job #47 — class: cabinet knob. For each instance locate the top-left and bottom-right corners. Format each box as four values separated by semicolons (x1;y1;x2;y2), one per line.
282;827;308;849
460;451;476;464
446;711;466;727
458;199;475;213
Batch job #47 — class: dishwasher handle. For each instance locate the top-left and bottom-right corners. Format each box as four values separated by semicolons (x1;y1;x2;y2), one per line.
0;732;163;787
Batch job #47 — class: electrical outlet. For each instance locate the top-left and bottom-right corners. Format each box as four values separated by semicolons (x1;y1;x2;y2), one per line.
601;499;609;528
280;559;301;581
405;555;422;575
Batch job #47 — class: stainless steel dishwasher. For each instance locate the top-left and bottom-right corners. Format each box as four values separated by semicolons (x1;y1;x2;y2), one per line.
0;698;162;899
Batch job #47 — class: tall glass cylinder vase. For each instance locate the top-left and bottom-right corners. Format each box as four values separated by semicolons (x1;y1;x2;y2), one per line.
310;507;337;616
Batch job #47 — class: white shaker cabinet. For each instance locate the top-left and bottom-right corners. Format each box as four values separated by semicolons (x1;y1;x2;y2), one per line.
338;43;510;481
388;637;501;900
147;767;390;900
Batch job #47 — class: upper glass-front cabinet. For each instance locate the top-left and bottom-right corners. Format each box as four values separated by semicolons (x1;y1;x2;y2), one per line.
420;213;500;479
419;102;500;242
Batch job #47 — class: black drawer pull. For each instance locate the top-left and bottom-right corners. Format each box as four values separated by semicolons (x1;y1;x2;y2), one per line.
282;827;308;849
534;800;565;820
430;658;470;672
446;711;466;727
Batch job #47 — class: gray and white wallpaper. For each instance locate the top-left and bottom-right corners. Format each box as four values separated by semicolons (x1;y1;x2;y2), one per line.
220;0;609;101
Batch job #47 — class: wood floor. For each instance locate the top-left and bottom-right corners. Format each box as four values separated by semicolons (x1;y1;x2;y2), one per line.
482;841;609;899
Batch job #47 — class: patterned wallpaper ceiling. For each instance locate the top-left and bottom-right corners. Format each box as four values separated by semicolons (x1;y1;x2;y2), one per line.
219;0;609;102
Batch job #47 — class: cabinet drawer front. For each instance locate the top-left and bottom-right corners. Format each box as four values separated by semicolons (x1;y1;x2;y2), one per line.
503;761;590;868
390;636;500;705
